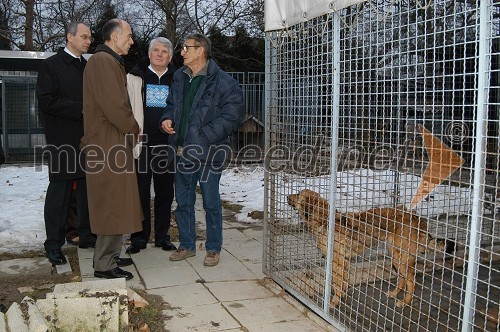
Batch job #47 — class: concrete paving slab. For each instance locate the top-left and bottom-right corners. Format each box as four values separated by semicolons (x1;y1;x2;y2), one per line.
78;256;94;278
194;254;258;282
84;266;142;290
0;257;52;277
21;296;49;332
147;283;218;308
5;302;28;332
241;261;267;279
163;303;241;331
223;239;264;263
0;312;5;332
222;297;305;327
76;247;94;260
128;246;172;269
256;278;285;296
52;278;127;295
221;228;249;241
241;228;264;243
206;280;275;302
54;256;72;274
37;296;120;331
140;262;201;289
245;319;329;331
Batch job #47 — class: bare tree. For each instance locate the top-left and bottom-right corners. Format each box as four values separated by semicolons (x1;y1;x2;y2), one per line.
0;0;35;50
184;0;255;35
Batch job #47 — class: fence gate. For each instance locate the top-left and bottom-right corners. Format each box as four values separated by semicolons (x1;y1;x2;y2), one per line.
263;1;499;331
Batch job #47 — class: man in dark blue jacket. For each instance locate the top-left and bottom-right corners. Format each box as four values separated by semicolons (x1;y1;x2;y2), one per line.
160;33;244;267
36;21;96;265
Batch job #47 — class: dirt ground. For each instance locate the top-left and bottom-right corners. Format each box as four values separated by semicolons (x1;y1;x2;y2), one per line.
0;246;80;312
0;246;172;331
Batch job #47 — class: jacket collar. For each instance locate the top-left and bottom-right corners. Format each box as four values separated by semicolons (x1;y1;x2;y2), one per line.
57;47;87;64
129;57;176;78
94;44;125;66
182;59;218;79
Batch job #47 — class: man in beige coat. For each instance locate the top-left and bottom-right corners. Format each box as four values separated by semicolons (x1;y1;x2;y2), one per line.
81;18;142;280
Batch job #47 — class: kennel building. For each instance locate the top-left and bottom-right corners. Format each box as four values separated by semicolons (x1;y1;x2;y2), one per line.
262;1;499;331
0;51;52;163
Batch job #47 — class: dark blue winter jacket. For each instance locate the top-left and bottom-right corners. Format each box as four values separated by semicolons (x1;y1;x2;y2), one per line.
160;59;244;164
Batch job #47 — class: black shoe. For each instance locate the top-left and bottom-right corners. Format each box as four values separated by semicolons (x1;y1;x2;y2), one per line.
114;257;133;267
161;241;177;251
125;244;142;254
46;249;67;265
94;267;133;280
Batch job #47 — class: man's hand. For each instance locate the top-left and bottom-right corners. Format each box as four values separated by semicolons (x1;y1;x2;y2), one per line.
161;119;176;135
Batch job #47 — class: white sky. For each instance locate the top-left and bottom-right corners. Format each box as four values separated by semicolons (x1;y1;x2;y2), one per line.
0;165;475;254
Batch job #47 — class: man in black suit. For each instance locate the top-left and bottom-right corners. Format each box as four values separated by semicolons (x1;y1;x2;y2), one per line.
36;21;96;265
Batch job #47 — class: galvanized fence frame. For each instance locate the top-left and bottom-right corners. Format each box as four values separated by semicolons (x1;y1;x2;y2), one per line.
263;1;499;331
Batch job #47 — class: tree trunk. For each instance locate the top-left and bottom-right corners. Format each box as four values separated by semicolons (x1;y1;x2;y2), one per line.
23;0;35;50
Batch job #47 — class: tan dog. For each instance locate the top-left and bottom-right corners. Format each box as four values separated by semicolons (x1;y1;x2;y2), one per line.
345;207;453;307
287;189;371;306
288;189;453;308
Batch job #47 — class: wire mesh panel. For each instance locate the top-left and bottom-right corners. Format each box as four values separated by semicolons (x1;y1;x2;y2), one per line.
1;76;43;163
228;72;265;162
263;1;499;331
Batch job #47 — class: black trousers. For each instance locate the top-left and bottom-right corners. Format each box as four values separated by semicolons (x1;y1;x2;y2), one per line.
44;178;93;251
131;145;175;247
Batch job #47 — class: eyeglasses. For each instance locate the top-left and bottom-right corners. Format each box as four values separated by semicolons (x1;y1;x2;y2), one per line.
182;44;200;53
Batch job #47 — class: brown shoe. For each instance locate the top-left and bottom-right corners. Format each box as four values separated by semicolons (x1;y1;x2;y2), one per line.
169;249;196;261
204;252;220;266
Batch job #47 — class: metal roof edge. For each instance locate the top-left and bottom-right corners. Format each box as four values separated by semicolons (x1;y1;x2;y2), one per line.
0;50;56;59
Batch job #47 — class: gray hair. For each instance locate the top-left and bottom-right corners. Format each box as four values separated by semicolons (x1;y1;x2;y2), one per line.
184;33;211;58
65;21;87;42
148;37;173;56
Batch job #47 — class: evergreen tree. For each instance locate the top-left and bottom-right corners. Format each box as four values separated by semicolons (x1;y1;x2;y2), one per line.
230;25;264;72
88;2;148;72
207;26;231;70
89;2;118;54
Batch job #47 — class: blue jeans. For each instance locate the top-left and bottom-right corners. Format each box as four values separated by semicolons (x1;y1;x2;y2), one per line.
175;160;222;252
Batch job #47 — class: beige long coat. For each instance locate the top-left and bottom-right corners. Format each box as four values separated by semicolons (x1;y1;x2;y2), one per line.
81;44;143;235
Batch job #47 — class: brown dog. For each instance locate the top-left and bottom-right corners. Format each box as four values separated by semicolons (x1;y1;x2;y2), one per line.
287;189;370;306
345;207;453;307
288;189;453;308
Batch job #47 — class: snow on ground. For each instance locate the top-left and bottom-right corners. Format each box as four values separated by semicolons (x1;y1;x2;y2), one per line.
0;164;473;253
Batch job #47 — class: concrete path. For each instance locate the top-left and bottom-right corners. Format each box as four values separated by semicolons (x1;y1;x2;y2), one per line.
79;195;336;331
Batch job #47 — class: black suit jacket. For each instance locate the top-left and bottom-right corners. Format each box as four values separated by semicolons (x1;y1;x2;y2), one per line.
36;48;86;180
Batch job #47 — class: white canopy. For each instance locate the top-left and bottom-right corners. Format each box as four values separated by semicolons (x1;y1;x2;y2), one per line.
264;0;364;31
